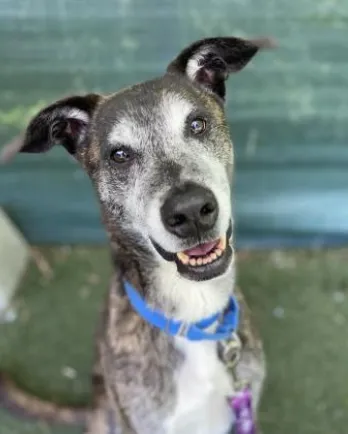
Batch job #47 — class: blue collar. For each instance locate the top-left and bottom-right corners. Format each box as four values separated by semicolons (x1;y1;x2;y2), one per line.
124;280;239;341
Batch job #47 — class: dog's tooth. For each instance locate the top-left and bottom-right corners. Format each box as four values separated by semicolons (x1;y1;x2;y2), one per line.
215;249;222;257
206;257;213;264
189;258;197;266
218;236;227;251
210;253;217;261
177;252;189;264
197;258;203;266
202;258;209;265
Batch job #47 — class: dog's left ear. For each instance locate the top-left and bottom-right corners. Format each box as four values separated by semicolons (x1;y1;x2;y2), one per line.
20;94;101;156
167;36;274;100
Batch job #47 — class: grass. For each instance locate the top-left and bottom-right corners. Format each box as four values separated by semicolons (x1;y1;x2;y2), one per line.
1;247;348;433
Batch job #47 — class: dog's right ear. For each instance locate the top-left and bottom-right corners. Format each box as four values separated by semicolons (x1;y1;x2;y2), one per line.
21;94;101;156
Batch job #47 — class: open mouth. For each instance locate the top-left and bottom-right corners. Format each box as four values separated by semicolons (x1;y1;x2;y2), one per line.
176;236;226;267
151;224;233;281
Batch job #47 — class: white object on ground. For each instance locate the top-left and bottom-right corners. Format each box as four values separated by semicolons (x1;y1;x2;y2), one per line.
0;207;29;317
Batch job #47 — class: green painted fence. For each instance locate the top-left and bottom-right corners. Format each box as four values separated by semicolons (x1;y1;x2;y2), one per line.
1;0;348;247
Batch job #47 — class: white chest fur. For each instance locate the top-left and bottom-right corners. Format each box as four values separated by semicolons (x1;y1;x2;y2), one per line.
164;337;235;434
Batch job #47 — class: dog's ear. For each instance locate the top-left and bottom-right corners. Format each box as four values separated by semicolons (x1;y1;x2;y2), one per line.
167;36;274;100
21;94;101;155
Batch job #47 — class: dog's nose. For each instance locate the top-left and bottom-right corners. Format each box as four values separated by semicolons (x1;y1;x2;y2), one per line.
161;183;219;238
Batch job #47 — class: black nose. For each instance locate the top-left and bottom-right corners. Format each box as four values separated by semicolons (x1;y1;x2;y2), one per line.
161;183;219;238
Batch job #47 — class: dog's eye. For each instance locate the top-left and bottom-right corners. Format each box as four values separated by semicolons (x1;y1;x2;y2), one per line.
190;118;206;135
110;147;132;164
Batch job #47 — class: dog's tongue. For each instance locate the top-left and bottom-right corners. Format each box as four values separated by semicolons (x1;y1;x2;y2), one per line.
184;241;218;257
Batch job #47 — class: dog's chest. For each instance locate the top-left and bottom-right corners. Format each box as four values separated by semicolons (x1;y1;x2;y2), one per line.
164;337;234;434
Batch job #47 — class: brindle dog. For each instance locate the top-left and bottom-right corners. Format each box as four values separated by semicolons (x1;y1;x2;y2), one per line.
1;36;273;433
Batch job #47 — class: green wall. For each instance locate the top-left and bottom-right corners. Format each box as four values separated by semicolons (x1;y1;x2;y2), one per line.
1;0;348;247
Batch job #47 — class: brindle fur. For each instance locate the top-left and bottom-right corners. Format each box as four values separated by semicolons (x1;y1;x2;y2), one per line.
85;279;265;434
0;36;273;433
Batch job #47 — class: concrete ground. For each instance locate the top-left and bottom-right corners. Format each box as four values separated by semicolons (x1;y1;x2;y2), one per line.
0;247;348;434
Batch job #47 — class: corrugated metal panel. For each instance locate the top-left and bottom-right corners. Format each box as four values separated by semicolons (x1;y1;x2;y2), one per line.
1;0;348;247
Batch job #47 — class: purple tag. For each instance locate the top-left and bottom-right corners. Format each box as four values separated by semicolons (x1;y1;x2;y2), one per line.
228;386;256;434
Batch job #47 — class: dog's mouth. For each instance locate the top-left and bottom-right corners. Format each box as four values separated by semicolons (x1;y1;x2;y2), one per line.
176;236;226;267
151;224;233;281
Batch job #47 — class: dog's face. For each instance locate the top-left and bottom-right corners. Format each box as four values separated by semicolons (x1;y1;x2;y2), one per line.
20;36;271;283
94;75;234;282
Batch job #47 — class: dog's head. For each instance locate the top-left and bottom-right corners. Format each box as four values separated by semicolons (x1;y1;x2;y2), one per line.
21;37;271;283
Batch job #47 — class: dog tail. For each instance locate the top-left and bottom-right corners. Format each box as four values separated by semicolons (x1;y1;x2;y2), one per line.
0;372;89;425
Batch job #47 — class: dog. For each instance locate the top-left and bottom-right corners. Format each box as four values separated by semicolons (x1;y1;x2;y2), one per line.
2;35;273;433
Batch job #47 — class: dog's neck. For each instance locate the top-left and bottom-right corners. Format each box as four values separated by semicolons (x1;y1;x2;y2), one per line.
151;260;236;322
111;243;236;324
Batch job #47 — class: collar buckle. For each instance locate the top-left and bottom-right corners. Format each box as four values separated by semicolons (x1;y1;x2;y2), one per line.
218;331;242;369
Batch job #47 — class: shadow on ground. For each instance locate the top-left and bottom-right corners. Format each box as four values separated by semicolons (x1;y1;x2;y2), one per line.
1;247;348;433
